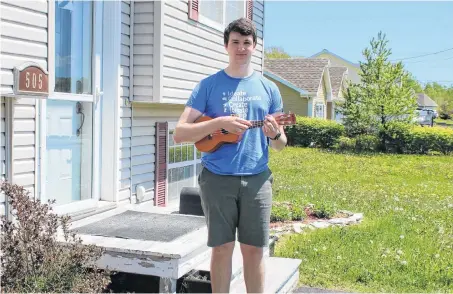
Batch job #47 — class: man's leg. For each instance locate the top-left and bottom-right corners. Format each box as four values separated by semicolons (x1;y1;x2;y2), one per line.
198;167;240;293
240;243;265;293
237;169;273;293
210;241;235;293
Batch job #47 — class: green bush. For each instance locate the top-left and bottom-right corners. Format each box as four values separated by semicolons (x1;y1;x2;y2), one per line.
355;134;381;152
383;122;453;155
405;126;453;154
287;116;345;148
333;136;356;151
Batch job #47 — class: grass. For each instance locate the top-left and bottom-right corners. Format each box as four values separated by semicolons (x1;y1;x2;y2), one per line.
435;118;453;126
269;147;453;293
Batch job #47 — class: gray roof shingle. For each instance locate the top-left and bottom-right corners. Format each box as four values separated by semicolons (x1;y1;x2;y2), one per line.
416;93;438;107
264;58;329;93
328;67;348;97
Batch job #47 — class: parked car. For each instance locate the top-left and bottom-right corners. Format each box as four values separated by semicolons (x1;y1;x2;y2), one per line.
415;108;435;127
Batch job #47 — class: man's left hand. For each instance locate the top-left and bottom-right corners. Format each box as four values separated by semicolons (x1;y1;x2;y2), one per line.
263;114;280;139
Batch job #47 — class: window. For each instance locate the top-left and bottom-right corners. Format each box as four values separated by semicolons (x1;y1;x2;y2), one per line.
55;0;93;94
199;0;246;31
315;103;325;118
167;127;202;203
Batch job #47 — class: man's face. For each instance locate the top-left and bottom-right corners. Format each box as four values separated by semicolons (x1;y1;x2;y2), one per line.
225;32;256;66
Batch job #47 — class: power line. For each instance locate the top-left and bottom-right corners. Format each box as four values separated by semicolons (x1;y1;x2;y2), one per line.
390;47;453;61
403;56;453;64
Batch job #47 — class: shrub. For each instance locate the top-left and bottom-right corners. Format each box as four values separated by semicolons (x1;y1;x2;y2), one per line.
0;182;110;293
311;203;337;219
382;122;453;155
333;136;357;151
355;134;381;152
405;126;453;155
271;202;291;222
287;116;345;148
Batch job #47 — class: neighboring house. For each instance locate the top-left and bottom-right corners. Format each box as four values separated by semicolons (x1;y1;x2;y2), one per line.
0;0;265;216
416;93;438;110
328;66;348;122
263;58;332;119
310;49;361;84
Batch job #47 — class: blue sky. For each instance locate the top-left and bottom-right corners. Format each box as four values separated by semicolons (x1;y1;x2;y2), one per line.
263;1;453;87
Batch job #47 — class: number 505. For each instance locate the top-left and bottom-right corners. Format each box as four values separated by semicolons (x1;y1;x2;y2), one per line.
25;72;43;89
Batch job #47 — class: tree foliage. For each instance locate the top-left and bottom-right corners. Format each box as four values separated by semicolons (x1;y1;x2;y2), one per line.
264;46;291;59
337;31;418;140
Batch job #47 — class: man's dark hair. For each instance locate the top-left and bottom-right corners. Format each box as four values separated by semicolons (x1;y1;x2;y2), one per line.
224;17;257;46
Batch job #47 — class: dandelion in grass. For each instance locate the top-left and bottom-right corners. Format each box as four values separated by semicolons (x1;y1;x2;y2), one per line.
400;235;405;239
401;260;408;265
435;254;440;259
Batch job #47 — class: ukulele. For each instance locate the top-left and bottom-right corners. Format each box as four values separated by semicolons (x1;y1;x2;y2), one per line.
194;112;296;153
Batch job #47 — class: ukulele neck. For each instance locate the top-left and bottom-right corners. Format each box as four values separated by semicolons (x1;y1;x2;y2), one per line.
249;120;268;129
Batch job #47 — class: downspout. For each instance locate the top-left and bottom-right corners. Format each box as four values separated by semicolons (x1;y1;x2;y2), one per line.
5;98;14;221
129;1;134;203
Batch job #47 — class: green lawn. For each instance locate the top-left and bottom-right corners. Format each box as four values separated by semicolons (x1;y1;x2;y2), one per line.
435;118;453;126
269;148;453;293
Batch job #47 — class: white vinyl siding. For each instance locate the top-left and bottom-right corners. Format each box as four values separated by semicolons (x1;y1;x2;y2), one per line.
130;105;157;202
132;1;154;102
0;0;48;205
119;1;132;202
0;0;48;94
159;0;264;105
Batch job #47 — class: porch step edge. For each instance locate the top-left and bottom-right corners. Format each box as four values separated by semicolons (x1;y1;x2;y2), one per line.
229;257;302;294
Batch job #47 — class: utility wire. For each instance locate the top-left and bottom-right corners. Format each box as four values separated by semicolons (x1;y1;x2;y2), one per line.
390;47;453;61
403;56;453;64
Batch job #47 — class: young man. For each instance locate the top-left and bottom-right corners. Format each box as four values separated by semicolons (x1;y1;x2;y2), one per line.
173;18;287;293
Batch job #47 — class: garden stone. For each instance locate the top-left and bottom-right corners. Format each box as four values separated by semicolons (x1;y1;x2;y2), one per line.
310;221;331;229
328;218;352;225
293;223;309;233
352;213;364;221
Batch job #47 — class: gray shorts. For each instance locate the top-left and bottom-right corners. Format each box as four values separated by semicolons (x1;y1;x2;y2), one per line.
197;166;274;248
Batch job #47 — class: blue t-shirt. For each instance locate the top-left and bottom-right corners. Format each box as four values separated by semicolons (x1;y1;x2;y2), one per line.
186;70;283;176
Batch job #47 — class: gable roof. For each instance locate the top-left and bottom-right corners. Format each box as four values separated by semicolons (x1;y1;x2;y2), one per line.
416;93;438;108
328;67;348;97
310;49;360;68
264;58;329;94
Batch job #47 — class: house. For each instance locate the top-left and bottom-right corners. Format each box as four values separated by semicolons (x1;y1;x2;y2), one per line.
328;66;349;122
416;93;438;110
0;0;265;216
310;49;361;84
0;0;302;292
263;58;333;119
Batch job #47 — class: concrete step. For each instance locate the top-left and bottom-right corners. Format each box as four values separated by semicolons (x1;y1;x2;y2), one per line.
194;238;275;282
229;257;302;294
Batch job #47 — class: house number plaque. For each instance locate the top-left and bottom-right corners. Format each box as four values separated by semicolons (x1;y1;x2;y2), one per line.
13;62;49;96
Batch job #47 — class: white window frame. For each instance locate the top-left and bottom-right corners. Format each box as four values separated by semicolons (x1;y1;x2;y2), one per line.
315;103;325;119
38;1;120;216
167;122;202;202
198;0;247;32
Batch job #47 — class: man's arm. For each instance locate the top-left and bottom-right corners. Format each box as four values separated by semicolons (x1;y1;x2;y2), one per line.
173;107;252;144
269;124;287;151
264;113;287;151
173;107;223;144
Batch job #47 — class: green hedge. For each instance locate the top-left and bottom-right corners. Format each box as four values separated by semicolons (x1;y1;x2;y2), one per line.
384;123;453;155
286;117;345;148
286;117;453;155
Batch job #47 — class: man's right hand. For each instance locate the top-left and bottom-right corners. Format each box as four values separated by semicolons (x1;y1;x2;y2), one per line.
219;116;252;135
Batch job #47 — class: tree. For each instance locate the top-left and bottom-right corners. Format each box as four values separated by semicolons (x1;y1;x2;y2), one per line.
264;46;291;59
337;31;418;146
423;82;453;119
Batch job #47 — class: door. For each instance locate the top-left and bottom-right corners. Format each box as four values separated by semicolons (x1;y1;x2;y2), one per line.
46;101;84;205
41;0;102;211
